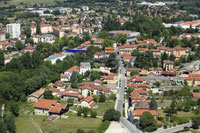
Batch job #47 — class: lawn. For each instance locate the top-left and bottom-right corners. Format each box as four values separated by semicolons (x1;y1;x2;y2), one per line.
157;100;172;108
95;101;115;116
32;112;101;133
16;112;101;133
157;109;194;118
15;113;37;133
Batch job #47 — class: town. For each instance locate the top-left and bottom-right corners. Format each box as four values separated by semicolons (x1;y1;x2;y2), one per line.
0;0;200;133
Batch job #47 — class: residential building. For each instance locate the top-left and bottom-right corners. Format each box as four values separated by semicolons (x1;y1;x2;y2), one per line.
52;27;65;38
32;34;54;44
132;109;157;120
6;23;21;39
80;62;91;75
64;66;79;79
163;60;174;71
0;31;6;41
28;89;45;103
44;53;67;64
40;24;53;34
81;96;96;108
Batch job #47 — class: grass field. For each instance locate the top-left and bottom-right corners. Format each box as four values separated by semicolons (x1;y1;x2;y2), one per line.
95;101;115;116
15;112;102;133
157;100;172;108
0;0;63;7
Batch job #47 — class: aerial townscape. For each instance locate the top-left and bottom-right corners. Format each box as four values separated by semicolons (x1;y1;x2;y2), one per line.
0;0;200;133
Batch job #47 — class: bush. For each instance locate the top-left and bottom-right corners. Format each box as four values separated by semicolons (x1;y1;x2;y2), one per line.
99;94;106;102
103;108;121;121
77;107;82;116
76;129;85;133
90;110;97;118
97;121;110;133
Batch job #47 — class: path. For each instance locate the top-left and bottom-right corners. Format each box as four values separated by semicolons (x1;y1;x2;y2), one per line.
29;113;43;133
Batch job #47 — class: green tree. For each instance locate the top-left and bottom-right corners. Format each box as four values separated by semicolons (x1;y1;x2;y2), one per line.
192;115;200;129
24;25;31;38
139;111;157;132
15;40;24;50
99;94;106;102
0;50;4;67
130;71;139;76
90;110;97;118
169;54;176;61
149;97;157;110
98;30;108;39
36;20;41;34
44;90;54;99
105;53;118;68
76;129;85;133
103;108;121;121
109;94;116;101
4;111;16;133
90;71;101;81
82;32;91;42
67;98;74;104
96;120;110;133
77;107;82;116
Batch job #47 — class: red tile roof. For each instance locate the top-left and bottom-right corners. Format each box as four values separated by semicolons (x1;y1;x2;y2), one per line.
82;96;93;103
66;66;79;73
193;93;200;99
133;109;157;116
61;74;69;78
90;102;96;107
34;99;57;109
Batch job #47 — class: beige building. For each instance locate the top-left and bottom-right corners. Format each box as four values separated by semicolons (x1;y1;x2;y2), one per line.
52;27;64;38
40;24;53;34
163;60;174;71
80;96;96;108
28;89;45;103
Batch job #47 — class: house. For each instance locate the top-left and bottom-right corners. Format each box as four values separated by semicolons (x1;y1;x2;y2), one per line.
134;101;150;110
128;84;151;91
121;53;133;63
81;96;96;108
49;103;68;115
64;66;79;78
40;24;52;34
118;44;136;55
0;31;6;41
60;92;83;101
52;27;65;38
103;73;119;84
105;47;115;54
133;109;157;120
148;67;163;75
28;89;45;103
126;68;141;77
163;60;174;71
80;62;91;75
60;74;70;82
44;53;67;64
80;84;111;97
128;76;148;84
19;45;35;55
193;92;200;99
32;34;54;44
185;77;200;86
34;99;57;116
94;52;106;61
0;42;14;50
53;81;65;89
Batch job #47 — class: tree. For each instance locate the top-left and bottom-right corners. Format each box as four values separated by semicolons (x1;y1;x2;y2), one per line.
130;71;139;76
90;110;97;118
76;129;85;133
103;108;121;121
24;25;31;38
82;32;91;42
82;107;89;117
118;34;127;45
98;30;108;39
97;120;110;132
77;107;82;116
36;20;41;34
4;111;16;133
169;54;176;61
149;97;157;110
44;90;54;99
109;94;116;101
0;50;4;67
153;81;160;87
71;79;78;88
168;99;177;115
90;71;101;81
5;33;10;39
192;115;200;129
105;53;118;68
99;94;106;102
15;40;24;50
67;98;74;104
139;111;157;132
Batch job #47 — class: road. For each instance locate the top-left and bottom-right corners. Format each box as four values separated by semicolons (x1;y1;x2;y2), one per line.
115;48;143;133
153;123;192;133
29;112;43;133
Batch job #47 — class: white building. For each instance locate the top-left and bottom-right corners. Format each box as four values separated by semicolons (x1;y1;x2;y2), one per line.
32;34;54;44
0;31;6;41
6;23;21;39
81;6;89;11
44;53;67;64
79;62;91;75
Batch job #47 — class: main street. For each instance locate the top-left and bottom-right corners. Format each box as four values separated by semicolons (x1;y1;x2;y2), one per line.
115;47;143;133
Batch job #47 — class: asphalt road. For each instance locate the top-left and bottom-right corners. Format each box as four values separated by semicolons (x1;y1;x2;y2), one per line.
115;48;143;133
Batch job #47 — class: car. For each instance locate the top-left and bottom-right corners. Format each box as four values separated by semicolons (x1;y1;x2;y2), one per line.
184;126;190;129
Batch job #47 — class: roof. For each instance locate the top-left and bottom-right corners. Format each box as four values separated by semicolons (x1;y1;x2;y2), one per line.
193;92;200;99
66;66;79;73
29;89;45;98
82;96;93;103
61;74;69;78
182;21;198;25
105;47;115;50
53;81;65;87
34;99;57;109
60;92;80;97
90;102;96;107
133;109;157;116
49;103;67;114
83;41;91;45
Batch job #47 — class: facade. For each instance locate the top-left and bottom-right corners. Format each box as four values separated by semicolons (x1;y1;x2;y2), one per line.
52;27;65;38
81;96;96;108
0;31;6;41
80;62;91;75
40;24;53;34
44;53;67;64
6;23;21;39
32;34;54;44
28;89;45;103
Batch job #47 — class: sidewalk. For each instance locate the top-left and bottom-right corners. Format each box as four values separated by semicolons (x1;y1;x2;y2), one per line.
105;121;129;133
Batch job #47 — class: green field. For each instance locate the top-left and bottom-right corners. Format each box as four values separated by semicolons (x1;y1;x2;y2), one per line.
157;100;172;108
95;101;115;116
0;0;63;7
15;112;102;133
